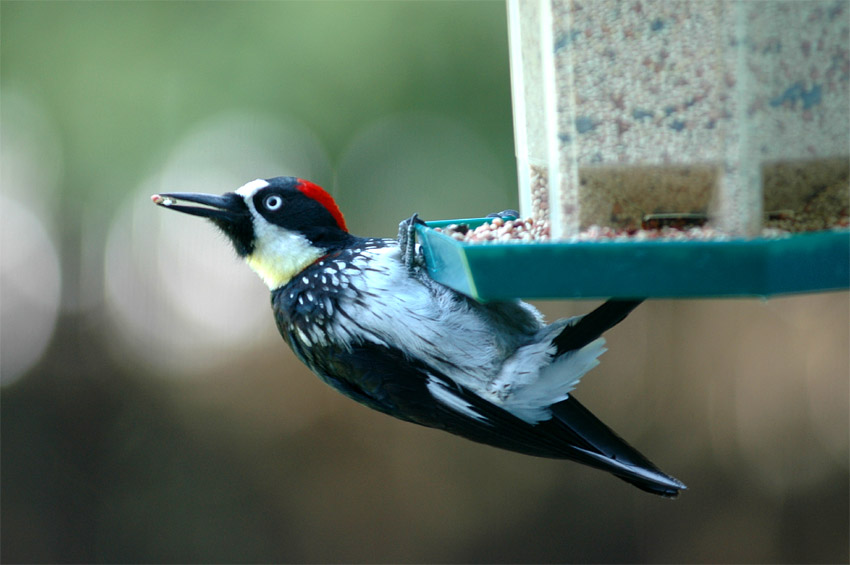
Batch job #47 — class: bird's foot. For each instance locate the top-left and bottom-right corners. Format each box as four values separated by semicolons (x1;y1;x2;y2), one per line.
486;209;520;220
398;213;427;272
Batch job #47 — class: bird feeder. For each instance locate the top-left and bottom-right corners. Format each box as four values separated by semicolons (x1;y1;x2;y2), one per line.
417;0;849;301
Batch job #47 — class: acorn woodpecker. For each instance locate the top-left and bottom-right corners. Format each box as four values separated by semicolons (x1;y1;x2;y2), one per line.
153;176;685;497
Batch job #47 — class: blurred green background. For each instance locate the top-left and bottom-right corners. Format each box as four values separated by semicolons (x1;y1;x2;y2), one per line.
1;1;847;563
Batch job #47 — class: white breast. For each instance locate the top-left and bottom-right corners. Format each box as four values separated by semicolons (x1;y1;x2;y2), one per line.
326;246;540;399
323;245;608;424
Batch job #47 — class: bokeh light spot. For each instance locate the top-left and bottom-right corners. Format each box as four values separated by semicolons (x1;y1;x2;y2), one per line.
0;86;64;209
1;197;62;386
103;111;331;377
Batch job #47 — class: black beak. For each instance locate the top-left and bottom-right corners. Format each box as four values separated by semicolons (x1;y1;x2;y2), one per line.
151;192;246;223
152;191;255;256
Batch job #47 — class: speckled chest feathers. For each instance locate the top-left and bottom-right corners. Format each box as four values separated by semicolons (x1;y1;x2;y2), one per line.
271;237;396;351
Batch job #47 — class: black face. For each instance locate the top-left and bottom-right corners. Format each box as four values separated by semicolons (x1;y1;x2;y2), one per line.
211;193;255;256
252;177;350;248
153;176;351;257
152;191;255;256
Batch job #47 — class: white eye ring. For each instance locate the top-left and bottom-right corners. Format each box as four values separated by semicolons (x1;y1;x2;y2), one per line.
263;195;283;211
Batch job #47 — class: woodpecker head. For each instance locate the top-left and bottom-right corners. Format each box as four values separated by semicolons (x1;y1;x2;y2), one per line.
153;176;350;290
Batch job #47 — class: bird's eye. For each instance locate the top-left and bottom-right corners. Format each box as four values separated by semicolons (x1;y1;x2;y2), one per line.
263;195;283;211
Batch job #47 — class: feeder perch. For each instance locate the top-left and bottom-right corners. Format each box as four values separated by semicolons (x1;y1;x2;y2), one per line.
416;0;849;301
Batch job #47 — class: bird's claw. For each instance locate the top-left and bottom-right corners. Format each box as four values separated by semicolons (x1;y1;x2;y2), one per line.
486;209;520;220
398;213;427;272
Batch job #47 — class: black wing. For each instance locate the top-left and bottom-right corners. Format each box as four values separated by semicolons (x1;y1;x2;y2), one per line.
290;336;684;497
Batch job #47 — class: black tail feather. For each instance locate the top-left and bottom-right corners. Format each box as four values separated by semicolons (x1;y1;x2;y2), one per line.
549;396;686;497
538;299;685;496
554;299;644;356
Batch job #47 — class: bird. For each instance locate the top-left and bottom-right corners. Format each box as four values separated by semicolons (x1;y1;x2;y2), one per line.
152;176;685;497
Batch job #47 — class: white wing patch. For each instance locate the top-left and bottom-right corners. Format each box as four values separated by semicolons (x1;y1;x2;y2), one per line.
426;375;487;422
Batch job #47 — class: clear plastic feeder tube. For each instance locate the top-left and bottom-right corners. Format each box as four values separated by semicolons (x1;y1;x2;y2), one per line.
508;0;850;239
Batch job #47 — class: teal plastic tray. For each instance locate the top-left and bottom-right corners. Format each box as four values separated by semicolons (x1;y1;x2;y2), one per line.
416;219;850;301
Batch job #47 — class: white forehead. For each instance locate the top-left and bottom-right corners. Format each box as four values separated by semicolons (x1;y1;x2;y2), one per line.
235;178;270;198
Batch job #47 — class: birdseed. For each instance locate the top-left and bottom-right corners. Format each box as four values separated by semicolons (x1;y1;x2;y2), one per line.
151;194;176;206
510;0;849;237
436;176;848;244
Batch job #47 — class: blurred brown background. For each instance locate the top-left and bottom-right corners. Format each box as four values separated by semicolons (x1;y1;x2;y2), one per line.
2;2;848;563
